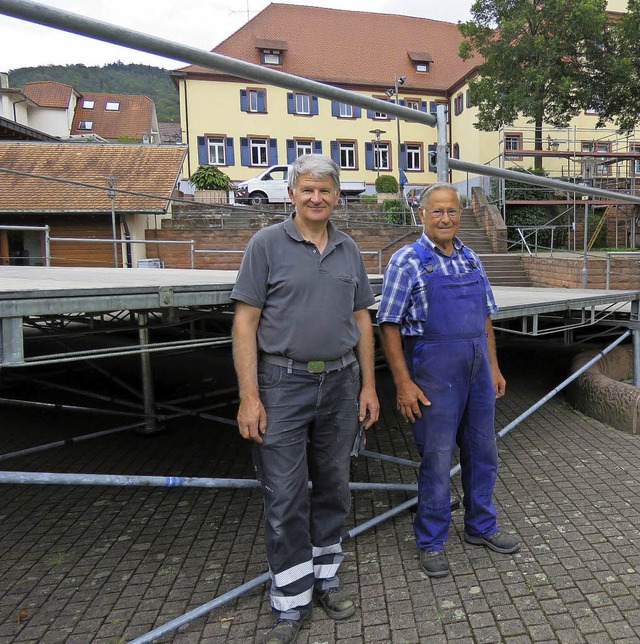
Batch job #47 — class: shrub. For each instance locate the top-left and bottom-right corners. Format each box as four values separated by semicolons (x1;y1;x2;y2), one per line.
375;174;399;194
383;198;404;224
189;165;233;191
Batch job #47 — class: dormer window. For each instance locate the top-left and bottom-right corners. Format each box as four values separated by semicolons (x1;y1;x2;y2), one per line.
82;99;94;109
255;39;287;66
105;101;120;111
408;50;433;73
78;121;93;130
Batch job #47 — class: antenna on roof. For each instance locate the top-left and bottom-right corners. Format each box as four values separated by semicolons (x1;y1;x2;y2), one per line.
228;1;256;22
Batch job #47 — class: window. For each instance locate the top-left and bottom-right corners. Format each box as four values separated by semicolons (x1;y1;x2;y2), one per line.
630;143;640;175
105;101;120;111
374;107;389;120
374;142;390;171
331;141;357;170
406;144;422;171
207;137;226;165
263;52;281;65
197;135;234;167
250;138;269;166
465;89;473;108
416;62;429;72
78;121;93;130
82;99;94;109
240;88;267;113
296;140;313;157
453;93;464;116
582;141;610;176
504;133;523;160
340;103;353;118
406;99;420;111
287;93;318;115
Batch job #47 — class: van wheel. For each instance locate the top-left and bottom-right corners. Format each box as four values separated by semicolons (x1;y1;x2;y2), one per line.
249;192;268;206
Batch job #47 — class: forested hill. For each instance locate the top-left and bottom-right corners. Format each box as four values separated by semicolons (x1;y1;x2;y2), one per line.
9;62;179;122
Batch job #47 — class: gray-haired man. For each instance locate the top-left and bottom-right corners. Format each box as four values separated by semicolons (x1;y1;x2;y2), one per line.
231;154;379;644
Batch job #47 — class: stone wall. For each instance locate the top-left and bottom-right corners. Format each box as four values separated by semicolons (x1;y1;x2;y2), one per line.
471;187;508;253
566;346;640;434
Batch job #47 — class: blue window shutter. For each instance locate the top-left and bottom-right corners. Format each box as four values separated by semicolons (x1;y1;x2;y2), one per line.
429;101;437;114
268;138;278;165
330;141;339;164
313;140;322;154
420;101;428;112
354;106;361;118
311;96;319;115
287;93;295;114
331;101;339;117
365;142;374;170
286;139;295;163
258;90;266;113
367;109;375;119
226;137;234;166
240;137;250;166
428;144;437;172
197;136;207;165
240;89;248;112
399;99;406;107
400;144;407;170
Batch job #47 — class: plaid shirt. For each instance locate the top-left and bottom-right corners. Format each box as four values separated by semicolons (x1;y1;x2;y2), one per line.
377;233;498;337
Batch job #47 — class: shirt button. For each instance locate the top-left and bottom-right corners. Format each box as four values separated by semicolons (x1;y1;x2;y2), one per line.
313;250;317;253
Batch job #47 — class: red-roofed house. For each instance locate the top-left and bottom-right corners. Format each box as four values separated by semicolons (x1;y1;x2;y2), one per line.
21;81;81;138
71;92;160;143
0;141;186;267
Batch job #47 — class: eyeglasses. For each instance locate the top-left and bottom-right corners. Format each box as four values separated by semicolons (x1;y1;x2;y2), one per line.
423;208;461;219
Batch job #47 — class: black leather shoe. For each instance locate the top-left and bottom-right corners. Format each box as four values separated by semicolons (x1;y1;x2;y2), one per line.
263;612;311;644
315;587;355;620
419;548;450;577
464;530;520;554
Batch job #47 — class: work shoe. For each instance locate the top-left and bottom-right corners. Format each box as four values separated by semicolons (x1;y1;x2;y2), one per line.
314;587;356;620
464;530;520;554
419;548;450;578
263;612;311;644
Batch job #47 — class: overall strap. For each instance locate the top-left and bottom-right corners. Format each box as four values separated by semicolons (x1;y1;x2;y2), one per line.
411;241;436;274
461;246;478;270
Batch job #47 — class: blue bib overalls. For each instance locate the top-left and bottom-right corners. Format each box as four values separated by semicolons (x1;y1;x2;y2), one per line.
404;242;499;551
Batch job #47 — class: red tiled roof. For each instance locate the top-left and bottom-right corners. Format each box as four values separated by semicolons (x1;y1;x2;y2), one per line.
0;142;186;213
22;81;75;108
178;3;480;92
71;92;156;141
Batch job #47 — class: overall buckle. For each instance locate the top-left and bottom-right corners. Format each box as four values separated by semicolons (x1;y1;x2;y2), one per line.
307;360;325;373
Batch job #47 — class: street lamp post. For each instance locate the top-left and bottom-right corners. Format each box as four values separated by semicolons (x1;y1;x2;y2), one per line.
369;128;386;179
106;176;118;268
386;75;406;209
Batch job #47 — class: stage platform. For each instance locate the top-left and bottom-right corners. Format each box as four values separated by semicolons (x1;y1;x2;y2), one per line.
1;266;640;367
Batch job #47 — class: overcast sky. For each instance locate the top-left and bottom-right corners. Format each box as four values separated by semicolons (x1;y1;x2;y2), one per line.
1;0;473;72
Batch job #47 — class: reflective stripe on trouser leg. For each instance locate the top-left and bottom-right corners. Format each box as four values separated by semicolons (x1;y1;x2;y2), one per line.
312;542;343;589
254;361;360;615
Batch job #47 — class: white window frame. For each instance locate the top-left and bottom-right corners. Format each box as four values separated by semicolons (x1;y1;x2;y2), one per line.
375;142;390;171
295;93;310;115
339;103;353;118
250;138;269;166
405;100;420;111
263;52;281;65
296;140;313;157
82;99;94;109
339;142;356;169
406;144;421;171
374;108;389;120
105;101;120;111
505;135;522;151
78;121;93;130
207;137;225;165
248;90;261;113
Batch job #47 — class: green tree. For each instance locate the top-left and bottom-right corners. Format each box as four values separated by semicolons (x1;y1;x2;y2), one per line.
458;0;609;170
590;0;640;132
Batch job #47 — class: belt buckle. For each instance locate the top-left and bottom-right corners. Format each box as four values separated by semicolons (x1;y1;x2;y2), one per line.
307;360;325;373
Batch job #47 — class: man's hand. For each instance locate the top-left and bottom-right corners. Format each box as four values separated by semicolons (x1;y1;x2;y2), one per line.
359;384;380;430
396;378;430;423
237;394;267;443
492;366;506;399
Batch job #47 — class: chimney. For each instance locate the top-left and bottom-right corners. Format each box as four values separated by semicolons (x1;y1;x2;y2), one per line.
0;72;9;89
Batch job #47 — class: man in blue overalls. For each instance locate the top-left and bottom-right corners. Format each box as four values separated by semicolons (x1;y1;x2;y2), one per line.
377;183;519;578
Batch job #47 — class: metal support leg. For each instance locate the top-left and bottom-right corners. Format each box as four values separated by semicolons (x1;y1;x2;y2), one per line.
1;317;25;366
632;300;640;387
137;312;158;433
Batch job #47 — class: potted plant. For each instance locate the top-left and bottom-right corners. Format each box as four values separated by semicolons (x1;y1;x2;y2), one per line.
189;165;233;203
375;174;399;203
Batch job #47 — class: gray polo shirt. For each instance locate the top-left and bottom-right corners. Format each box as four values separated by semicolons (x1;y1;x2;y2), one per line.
231;214;375;362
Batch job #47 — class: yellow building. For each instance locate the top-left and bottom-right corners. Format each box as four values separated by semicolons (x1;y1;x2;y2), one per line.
173;2;638;196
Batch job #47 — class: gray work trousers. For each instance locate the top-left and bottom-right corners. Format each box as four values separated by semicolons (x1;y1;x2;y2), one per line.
253;359;360;619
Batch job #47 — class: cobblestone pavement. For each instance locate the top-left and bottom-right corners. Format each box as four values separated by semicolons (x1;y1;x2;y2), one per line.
2;339;640;643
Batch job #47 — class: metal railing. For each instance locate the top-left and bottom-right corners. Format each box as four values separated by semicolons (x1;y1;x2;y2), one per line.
606;251;640;289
